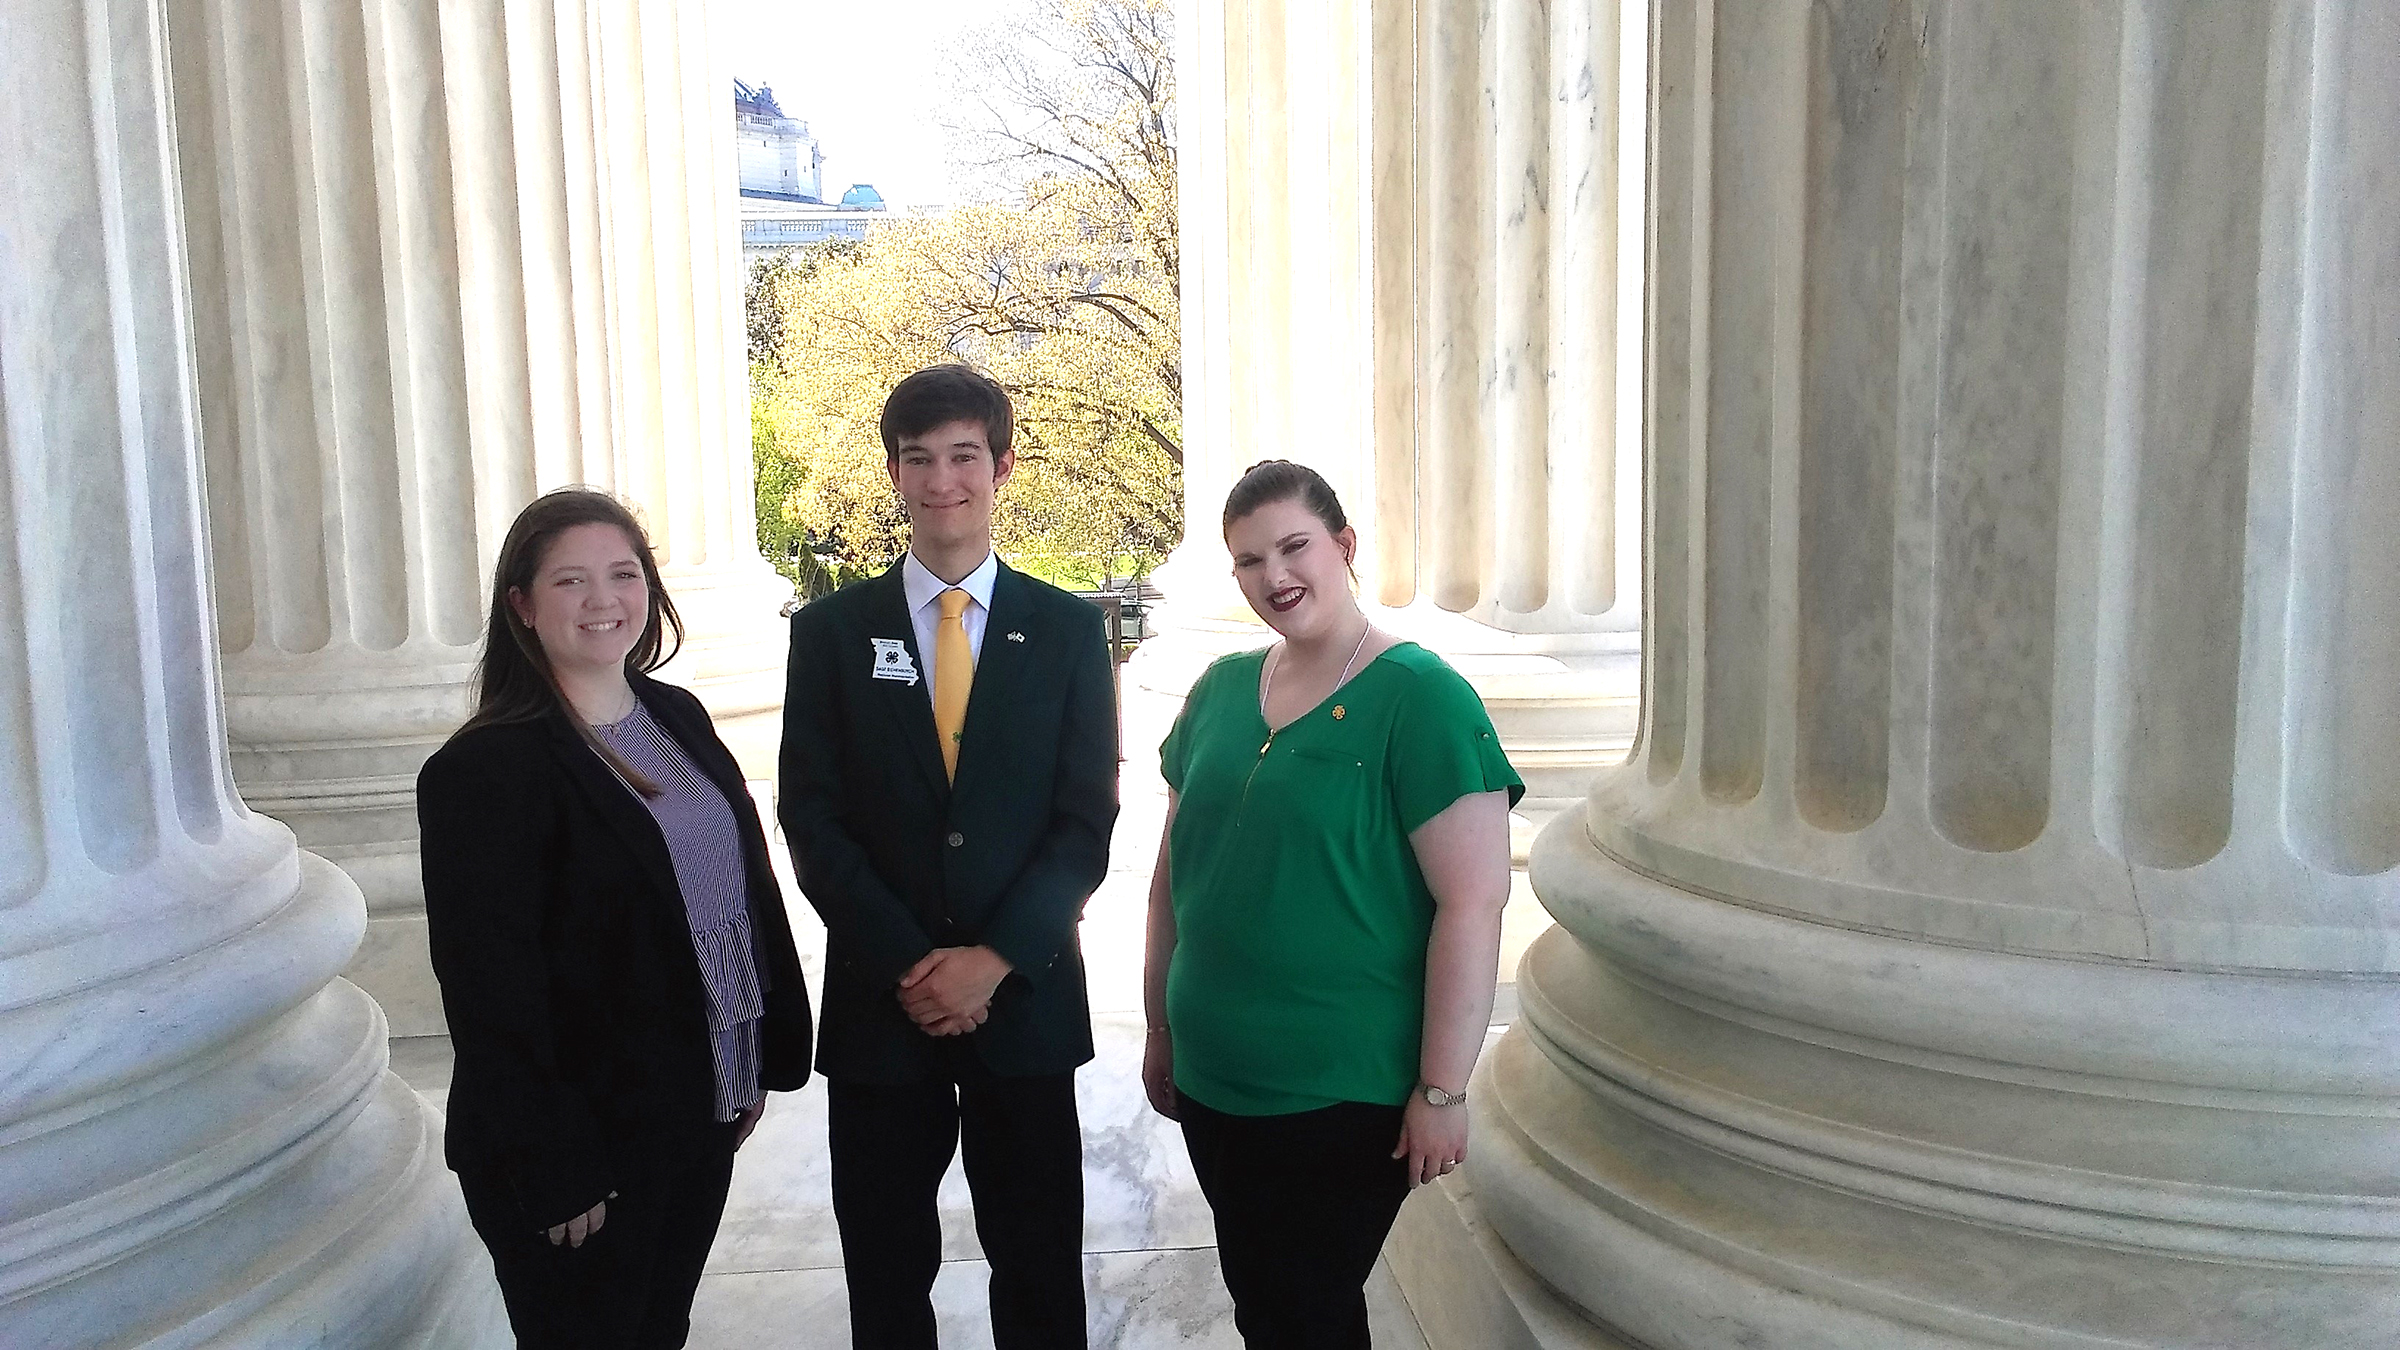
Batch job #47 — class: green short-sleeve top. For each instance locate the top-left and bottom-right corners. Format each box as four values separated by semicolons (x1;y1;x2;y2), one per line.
1157;641;1523;1116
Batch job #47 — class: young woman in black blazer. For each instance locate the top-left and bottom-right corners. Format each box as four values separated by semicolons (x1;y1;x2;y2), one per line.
418;488;812;1349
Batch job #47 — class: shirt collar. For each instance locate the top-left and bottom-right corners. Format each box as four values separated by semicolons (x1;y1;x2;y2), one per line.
902;548;999;616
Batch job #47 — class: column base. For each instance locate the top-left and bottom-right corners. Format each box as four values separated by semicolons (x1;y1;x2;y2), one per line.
1453;814;2400;1350
1369;600;1638;828
241;788;447;1038
1385;1171;1636;1350
654;559;796;781
1125;604;1272;699
1;854;507;1347
223;650;474;1040
351;909;446;1038
0;1060;508;1348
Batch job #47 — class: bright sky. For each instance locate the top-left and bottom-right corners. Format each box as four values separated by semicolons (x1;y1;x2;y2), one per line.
718;0;992;208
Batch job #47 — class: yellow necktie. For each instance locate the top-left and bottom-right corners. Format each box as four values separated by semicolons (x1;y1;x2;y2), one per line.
933;588;972;781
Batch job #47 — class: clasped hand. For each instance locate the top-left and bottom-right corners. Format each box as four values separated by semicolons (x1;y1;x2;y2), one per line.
898;945;1011;1035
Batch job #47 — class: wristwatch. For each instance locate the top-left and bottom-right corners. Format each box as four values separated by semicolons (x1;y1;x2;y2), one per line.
1419;1082;1466;1108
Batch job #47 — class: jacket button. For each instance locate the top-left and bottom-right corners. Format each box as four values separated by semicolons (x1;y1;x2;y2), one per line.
947;831;965;848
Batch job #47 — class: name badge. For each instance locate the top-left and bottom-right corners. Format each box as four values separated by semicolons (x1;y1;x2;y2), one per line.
870;638;920;685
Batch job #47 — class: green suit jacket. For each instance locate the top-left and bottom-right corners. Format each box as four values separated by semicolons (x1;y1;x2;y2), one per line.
777;558;1119;1082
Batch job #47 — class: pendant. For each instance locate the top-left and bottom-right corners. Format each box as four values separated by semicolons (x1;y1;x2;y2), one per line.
1332;705;1346;720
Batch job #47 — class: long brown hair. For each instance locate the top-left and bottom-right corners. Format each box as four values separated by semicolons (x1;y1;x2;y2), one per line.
458;487;684;794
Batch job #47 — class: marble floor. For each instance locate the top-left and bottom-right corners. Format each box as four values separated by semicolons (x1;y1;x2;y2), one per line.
679;1012;1433;1349
396;1016;1432;1349
390;661;1542;1347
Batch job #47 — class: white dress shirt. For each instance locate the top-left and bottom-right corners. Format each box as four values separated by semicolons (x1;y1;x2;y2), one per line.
901;549;997;709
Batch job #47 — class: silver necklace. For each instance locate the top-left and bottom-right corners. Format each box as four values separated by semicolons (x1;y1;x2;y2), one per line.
583;685;639;728
1261;620;1373;728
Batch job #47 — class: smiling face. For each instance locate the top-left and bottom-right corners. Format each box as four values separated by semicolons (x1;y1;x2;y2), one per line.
888;417;1013;561
1225;495;1361;642
506;521;652;682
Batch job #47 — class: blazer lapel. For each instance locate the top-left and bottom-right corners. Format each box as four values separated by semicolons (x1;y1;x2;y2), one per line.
951;561;1037;799
863;563;951;800
543;710;683;912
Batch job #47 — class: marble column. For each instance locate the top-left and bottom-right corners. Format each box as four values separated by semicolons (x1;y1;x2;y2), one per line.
1368;0;1642;828
168;0;790;1035
1388;3;2400;1346
1149;0;1375;642
0;0;503;1342
1150;0;1643;828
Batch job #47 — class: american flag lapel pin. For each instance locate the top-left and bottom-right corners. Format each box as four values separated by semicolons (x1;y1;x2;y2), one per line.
1005;631;1025;643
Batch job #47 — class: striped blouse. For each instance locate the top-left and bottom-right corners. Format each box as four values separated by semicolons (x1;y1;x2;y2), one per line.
591;702;766;1123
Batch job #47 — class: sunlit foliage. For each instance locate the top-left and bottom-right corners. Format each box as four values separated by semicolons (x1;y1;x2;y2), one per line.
750;0;1179;595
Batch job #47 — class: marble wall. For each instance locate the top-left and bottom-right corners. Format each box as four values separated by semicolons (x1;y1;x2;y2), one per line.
1393;2;2400;1345
165;0;793;1035
0;0;502;1340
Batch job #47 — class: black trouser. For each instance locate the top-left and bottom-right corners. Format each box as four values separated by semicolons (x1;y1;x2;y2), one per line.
1178;1094;1412;1350
827;1053;1085;1350
456;1119;740;1350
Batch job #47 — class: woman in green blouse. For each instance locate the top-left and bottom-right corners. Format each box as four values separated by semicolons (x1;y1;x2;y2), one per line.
1143;461;1522;1348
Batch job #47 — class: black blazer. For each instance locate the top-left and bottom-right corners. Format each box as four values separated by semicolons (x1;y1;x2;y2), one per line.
417;674;812;1230
779;559;1118;1084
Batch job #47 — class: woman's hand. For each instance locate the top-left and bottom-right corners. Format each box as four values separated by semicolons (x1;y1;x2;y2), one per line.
545;1197;608;1247
1141;1027;1179;1120
1141;795;1180;1121
1393;1095;1469;1187
733;1100;767;1150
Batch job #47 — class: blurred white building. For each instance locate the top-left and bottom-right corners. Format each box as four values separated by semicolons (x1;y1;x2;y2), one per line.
731;80;916;260
734;78;823;202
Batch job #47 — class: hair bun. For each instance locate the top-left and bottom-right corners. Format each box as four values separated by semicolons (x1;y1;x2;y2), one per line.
1222;460;1349;539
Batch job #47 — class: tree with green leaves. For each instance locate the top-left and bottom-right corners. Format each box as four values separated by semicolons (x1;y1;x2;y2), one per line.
749;0;1179;595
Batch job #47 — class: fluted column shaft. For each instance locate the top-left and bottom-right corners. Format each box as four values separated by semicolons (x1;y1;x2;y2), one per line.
0;1;501;1341
1422;5;2400;1347
1604;0;2396;968
1156;0;1643;818
1391;0;1627;630
1372;0;1643;823
1170;0;1638;627
169;0;789;1034
1156;0;1375;619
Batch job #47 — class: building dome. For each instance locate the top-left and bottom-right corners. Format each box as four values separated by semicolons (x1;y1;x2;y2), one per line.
839;183;887;210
